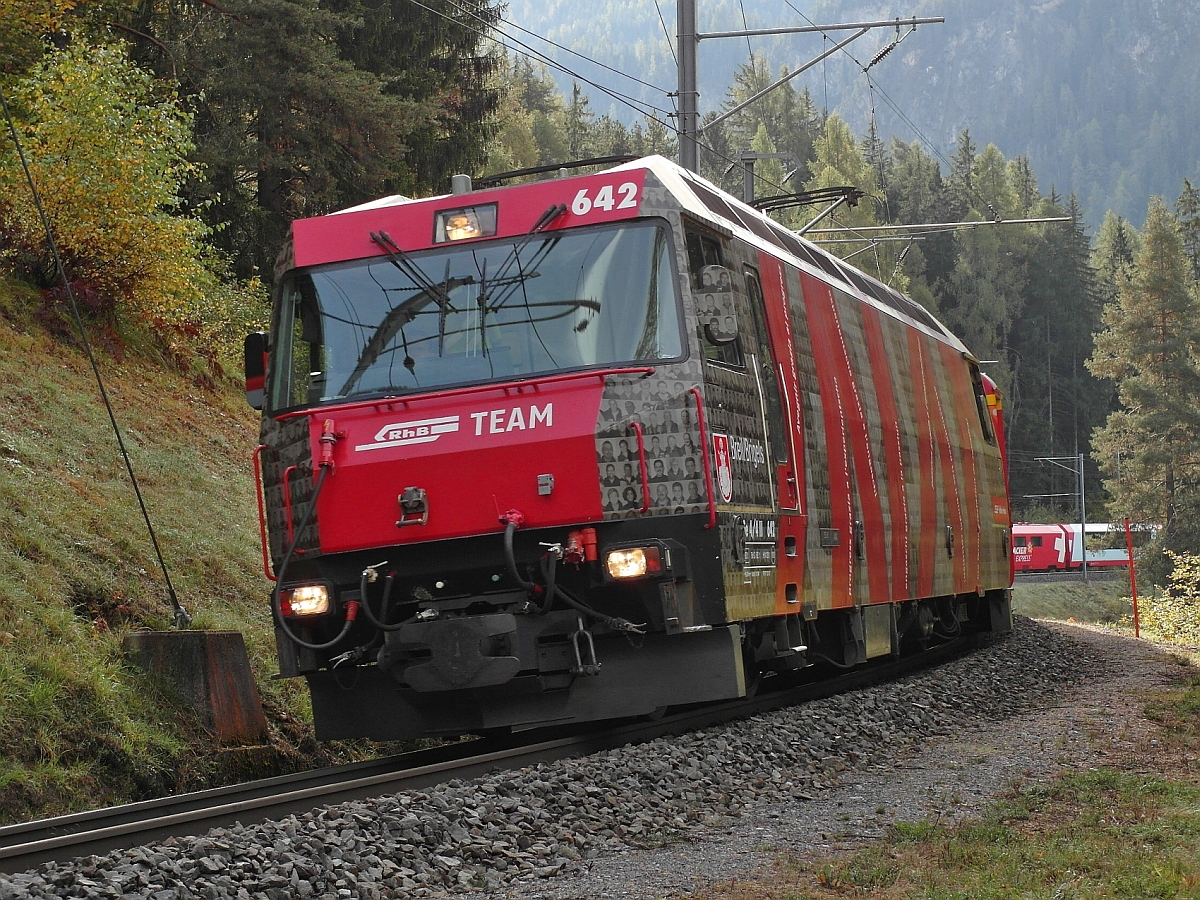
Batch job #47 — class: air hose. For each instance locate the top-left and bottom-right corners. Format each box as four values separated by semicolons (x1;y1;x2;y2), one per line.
502;513;644;633
356;567;413;631
272;465;361;651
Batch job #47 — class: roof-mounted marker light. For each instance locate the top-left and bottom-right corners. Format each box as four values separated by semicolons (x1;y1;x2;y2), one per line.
434;203;498;243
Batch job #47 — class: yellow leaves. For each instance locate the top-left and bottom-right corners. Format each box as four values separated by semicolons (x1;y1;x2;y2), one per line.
0;0;82;32
1136;551;1200;647
0;41;265;361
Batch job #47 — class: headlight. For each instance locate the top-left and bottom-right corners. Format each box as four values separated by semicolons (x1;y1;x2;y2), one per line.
279;583;332;618
604;546;664;580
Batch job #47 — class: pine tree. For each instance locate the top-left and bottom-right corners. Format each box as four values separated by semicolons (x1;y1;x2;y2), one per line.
1009;155;1039;213
1176;178;1200;282
1089;196;1200;580
321;0;502;190
561;82;594;161
947;128;977;220
860;119;888;200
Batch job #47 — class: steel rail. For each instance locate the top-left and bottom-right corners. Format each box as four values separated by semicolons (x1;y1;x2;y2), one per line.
0;635;970;873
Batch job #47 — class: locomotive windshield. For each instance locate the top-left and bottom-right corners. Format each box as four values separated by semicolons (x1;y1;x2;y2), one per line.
268;220;683;410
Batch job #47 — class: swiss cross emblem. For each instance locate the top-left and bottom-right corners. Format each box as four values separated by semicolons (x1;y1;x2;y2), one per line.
713;433;733;503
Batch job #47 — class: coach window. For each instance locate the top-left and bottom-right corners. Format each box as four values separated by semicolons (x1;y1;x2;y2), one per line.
685;228;744;368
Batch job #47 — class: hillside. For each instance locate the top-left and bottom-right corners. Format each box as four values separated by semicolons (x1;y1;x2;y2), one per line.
508;0;1200;226
0;279;358;825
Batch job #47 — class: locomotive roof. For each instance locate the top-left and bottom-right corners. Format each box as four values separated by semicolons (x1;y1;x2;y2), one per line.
303;155;967;355
611;157;965;354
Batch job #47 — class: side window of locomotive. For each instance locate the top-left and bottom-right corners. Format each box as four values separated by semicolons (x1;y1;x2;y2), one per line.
744;269;789;465
685;229;744;369
269;274;326;411
970;363;996;445
1013;536;1027;548
1031;536;1043;547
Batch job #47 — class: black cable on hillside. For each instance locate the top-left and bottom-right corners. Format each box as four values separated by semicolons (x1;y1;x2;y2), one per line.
0;88;190;630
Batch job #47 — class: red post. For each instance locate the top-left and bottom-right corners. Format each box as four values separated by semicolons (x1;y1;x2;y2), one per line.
1125;516;1140;638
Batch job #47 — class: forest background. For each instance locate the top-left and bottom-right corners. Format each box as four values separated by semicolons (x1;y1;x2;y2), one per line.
2;0;1200;583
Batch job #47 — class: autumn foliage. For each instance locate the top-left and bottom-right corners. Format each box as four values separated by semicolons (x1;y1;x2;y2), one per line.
0;41;263;362
1137;551;1200;648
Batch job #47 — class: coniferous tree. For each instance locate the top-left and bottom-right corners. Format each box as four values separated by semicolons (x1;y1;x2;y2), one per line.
946;129;977;220
1089;197;1200;581
121;0;501;283
1176;178;1200;281
321;0;501;190
885;138;952;310
1092;211;1140;305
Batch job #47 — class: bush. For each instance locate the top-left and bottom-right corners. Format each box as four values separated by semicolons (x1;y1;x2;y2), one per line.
0;41;264;364
1135;551;1200;647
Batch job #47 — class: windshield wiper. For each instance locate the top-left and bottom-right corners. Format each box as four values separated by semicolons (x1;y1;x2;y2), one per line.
339;238;473;397
484;203;567;313
370;231;453;312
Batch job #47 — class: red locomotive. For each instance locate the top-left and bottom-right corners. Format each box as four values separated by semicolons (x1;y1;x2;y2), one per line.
245;156;1014;741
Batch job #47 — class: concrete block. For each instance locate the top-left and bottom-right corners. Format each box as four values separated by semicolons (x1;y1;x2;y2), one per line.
123;630;269;744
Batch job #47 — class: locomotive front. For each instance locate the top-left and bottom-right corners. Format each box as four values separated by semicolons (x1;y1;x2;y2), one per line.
247;165;745;740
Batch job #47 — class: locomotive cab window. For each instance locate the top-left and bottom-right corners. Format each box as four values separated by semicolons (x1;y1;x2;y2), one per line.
266;220;685;412
1031;536;1043;547
970;363;996;445
685;228;744;369
1013;536;1027;548
270;274;328;410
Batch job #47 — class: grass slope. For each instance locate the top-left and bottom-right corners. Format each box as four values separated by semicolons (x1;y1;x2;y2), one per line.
0;278;357;824
1011;578;1133;625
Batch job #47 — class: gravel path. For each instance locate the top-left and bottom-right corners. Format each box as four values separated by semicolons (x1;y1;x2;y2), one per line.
489;621;1181;900
1;617;1161;900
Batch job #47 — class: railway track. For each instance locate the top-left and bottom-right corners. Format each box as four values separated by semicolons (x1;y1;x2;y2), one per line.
0;635;970;874
1014;570;1125;583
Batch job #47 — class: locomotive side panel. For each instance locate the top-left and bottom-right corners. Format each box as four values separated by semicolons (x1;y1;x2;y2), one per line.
828;286;891;607
693;232;779;622
859;305;913;601
782;265;835;613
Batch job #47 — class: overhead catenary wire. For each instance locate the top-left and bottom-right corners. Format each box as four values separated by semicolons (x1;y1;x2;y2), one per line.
411;0;673;120
463;0;669;96
0;88;190;629
777;0;1020;219
406;0;799;200
653;0;677;66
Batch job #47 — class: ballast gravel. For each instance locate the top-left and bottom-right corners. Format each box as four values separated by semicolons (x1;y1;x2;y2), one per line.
0;618;1106;900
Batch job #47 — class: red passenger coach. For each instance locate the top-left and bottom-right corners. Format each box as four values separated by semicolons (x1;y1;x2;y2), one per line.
245;157;1014;741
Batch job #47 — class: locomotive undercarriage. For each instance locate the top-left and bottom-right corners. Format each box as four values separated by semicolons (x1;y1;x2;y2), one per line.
279;517;749;740
276;515;1012;741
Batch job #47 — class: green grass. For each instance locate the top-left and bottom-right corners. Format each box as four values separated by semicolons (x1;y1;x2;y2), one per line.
1011;578;1133;624
0;276;372;823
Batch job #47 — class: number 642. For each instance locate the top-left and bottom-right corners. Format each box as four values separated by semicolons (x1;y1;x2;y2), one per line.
571;182;639;215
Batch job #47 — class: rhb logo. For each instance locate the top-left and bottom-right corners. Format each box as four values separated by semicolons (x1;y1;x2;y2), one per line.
355;415;460;451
